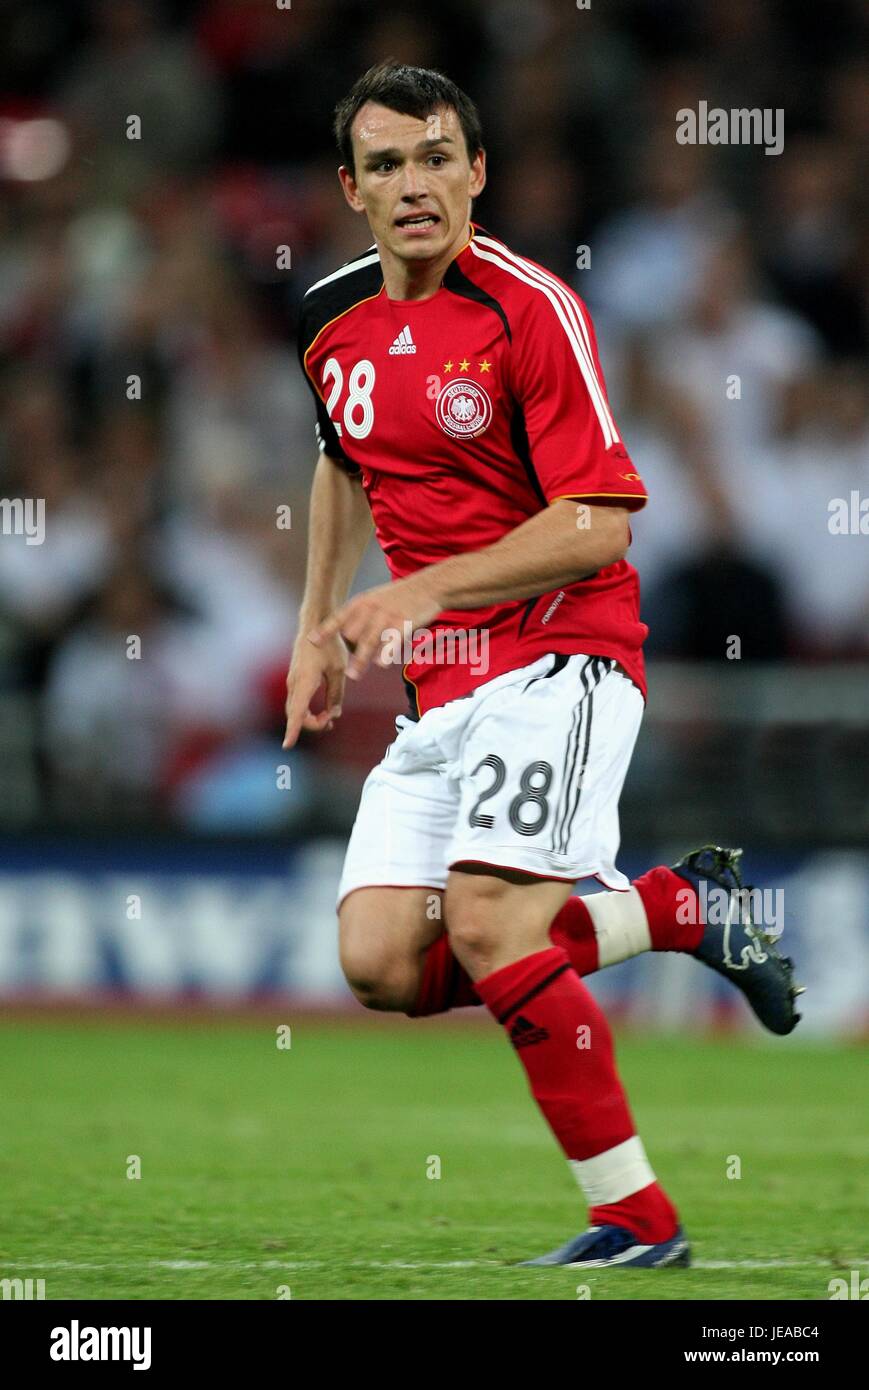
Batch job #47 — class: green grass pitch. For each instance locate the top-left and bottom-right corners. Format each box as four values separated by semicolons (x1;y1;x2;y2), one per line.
0;1015;866;1300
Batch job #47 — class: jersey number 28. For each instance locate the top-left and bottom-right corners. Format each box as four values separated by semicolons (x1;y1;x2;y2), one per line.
322;358;376;440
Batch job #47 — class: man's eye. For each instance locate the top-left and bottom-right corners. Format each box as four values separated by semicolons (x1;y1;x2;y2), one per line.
428;155;446;166
375;161;396;173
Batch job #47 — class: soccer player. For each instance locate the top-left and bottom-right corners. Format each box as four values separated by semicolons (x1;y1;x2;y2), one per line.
284;62;802;1268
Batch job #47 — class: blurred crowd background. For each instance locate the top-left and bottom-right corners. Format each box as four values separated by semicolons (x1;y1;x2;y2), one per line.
0;0;867;845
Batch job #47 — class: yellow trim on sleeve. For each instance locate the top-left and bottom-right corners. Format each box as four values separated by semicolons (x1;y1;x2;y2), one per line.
548;492;648;504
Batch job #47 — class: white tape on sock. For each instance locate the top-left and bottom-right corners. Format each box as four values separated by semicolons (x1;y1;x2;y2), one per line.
570;1135;656;1205
583;886;651;967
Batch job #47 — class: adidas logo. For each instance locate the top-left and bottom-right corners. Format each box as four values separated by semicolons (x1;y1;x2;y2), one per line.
509;1015;550;1048
388;324;416;355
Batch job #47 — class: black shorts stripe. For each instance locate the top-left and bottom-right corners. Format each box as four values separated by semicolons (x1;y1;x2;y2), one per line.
553;700;585;854
553;657;614;854
560;659;618;853
496;962;572;1025
557;664;594;854
560;670;598;852
522;651;570;692
552;657;594;853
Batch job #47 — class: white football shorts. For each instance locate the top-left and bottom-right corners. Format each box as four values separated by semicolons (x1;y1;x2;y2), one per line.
336;652;644;910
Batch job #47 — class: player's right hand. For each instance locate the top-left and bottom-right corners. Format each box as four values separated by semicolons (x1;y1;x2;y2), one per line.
282;634;347;749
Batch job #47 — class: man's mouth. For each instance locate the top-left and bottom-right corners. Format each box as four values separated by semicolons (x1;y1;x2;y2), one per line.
394;213;441;230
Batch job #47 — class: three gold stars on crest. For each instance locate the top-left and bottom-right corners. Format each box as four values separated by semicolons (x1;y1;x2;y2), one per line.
443;358;492;374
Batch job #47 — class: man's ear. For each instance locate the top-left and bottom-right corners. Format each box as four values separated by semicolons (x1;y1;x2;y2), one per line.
469;147;487;200
338;164;365;213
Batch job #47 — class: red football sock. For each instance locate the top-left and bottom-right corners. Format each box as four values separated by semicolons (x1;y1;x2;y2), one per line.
550;895;600;973
474;945;678;1242
410;897;598;1016
590;1182;680;1245
632;865;703;952
407;933;480;1016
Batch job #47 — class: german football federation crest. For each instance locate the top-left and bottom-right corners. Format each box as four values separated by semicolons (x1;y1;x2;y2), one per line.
435;378;493;438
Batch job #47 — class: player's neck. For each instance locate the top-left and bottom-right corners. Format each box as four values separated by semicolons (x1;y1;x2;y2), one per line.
378;221;472;302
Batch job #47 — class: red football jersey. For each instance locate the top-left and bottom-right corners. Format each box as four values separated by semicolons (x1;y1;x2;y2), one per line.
297;222;649;717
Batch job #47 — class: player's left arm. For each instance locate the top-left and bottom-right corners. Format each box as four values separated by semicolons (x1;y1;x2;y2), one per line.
408;497;630;606
309;499;629;680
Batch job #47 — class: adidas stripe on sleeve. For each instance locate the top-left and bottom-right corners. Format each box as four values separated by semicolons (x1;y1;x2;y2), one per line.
470;238;646;511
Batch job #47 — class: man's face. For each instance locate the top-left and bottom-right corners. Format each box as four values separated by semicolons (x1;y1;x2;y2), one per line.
339;101;485;263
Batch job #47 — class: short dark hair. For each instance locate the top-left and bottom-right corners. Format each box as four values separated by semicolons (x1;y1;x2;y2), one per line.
333;60;484;174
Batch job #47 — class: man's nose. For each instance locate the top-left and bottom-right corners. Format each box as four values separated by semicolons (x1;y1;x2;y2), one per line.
399;163;427;198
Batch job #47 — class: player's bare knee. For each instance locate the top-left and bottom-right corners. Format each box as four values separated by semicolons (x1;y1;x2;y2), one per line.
338;935;409;1011
445;902;502;957
339;942;415;1011
338;893;422;1012
344;971;413;1012
444;873;510;975
446;868;567;978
